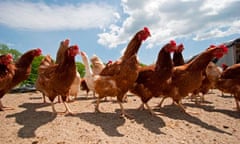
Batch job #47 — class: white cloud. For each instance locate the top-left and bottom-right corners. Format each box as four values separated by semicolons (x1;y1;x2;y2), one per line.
0;1;119;30
98;0;240;48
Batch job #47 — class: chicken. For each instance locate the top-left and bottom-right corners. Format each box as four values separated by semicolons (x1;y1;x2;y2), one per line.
81;53;95;97
216;63;240;111
90;55;118;101
205;62;222;88
130;40;177;115
36;54;81;103
36;39;79;115
220;63;240;79
0;54;15;110
81;27;151;118
0;49;42;111
158;43;185;107
80;54;105;97
218;63;229;97
35;54;55;103
90;54;105;75
159;44;228;112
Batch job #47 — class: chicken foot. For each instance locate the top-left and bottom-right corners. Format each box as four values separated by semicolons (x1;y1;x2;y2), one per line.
138;103;156;115
50;101;75;115
118;101;133;119
0;100;14;111
95;96;115;112
95;97;101;113
175;100;199;115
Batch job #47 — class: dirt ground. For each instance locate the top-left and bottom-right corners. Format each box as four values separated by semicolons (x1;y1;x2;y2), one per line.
0;89;240;144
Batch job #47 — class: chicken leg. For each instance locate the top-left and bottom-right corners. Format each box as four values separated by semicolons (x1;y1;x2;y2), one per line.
234;96;240;111
95;97;101;113
50;101;75;115
158;96;168;107
118;101;133;119
138;103;156;115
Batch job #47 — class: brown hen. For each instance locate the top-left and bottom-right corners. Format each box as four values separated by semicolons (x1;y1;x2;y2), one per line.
130;40;177;115
160;44;228;112
36;39;79;115
83;27;151;118
0;48;42;110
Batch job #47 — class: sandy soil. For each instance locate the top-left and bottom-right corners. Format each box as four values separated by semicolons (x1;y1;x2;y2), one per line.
0;89;240;144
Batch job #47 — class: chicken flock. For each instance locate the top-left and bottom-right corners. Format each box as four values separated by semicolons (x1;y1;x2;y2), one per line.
1;27;240;119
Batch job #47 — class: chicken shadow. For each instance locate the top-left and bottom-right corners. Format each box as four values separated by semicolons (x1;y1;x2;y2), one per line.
155;105;232;135
184;103;240;119
70;112;125;137
6;102;56;138
121;109;166;135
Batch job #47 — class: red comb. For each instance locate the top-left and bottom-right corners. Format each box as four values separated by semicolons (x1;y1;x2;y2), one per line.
37;48;42;52
144;27;149;33
209;45;216;48
178;43;184;49
170;40;176;46
6;53;13;59
222;63;227;67
73;45;78;48
177;43;184;52
143;27;151;37
218;44;228;54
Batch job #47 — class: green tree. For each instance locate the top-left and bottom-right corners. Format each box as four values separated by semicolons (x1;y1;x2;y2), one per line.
0;43;22;60
76;62;85;78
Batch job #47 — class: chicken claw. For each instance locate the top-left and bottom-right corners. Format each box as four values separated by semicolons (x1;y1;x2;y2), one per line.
119;102;133;119
138;103;156;115
50;101;75;115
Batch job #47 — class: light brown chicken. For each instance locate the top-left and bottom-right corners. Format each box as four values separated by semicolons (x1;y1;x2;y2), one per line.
90;55;105;75
191;61;222;104
216;63;240;111
80;54;105;97
35;54;55;103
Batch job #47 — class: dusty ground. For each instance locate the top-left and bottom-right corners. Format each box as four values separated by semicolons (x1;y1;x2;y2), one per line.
0;89;240;144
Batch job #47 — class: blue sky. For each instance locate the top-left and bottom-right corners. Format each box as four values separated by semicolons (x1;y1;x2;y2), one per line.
0;0;240;64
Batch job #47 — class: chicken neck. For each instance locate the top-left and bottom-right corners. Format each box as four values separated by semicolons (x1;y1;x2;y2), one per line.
121;31;143;60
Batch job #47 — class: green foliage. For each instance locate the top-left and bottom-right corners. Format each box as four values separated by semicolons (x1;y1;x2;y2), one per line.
76;62;85;78
0;43;22;60
139;62;146;66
